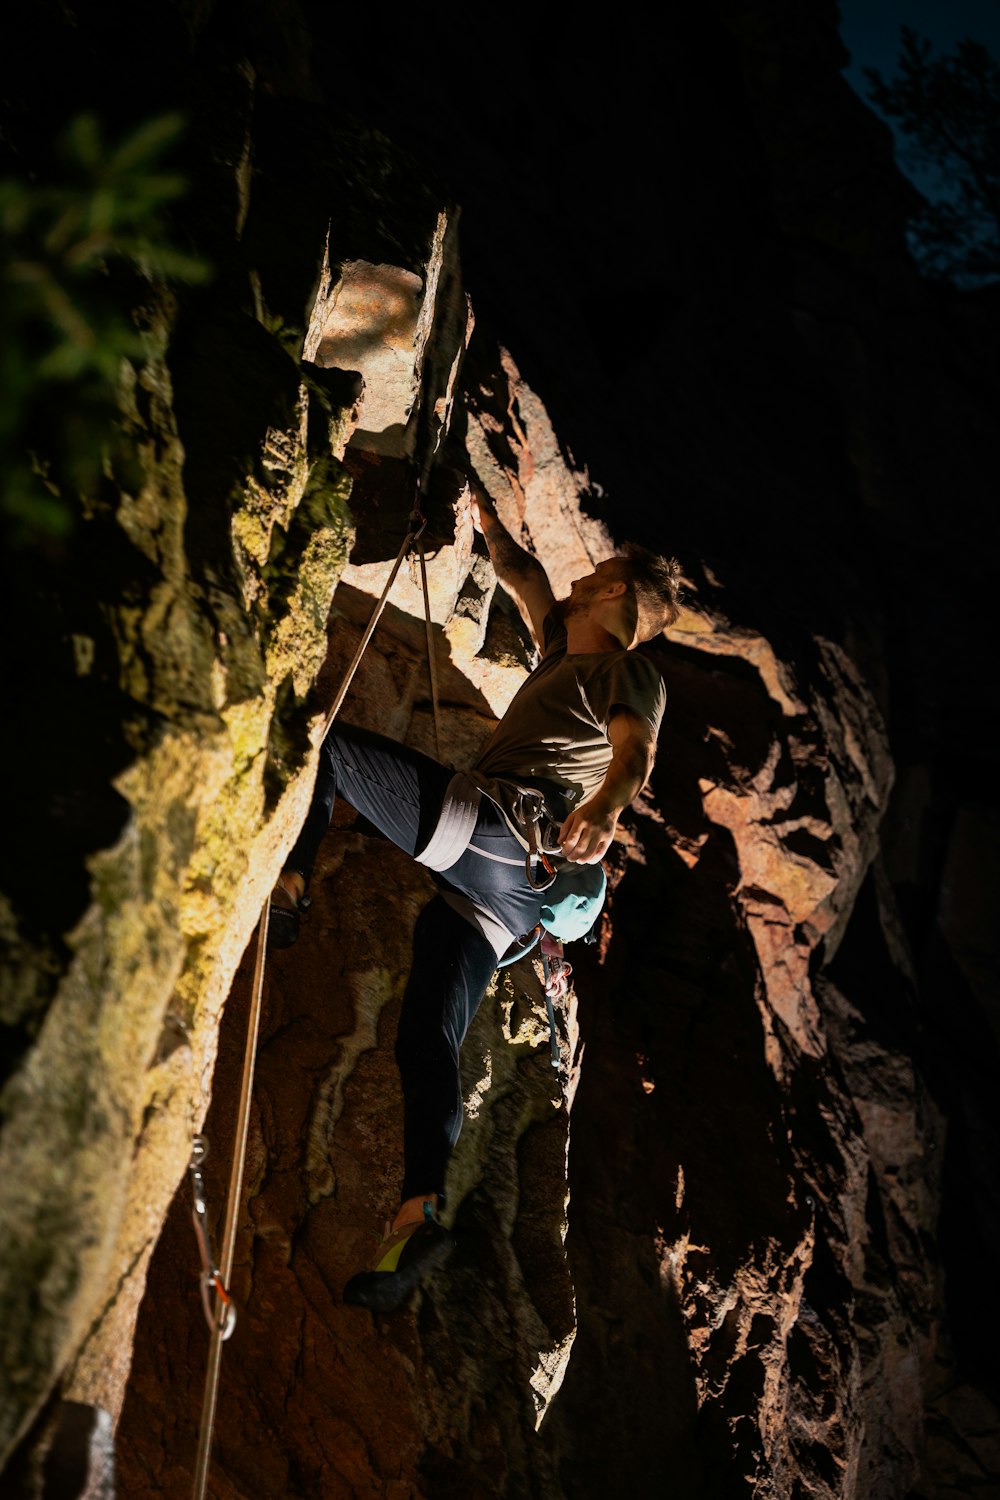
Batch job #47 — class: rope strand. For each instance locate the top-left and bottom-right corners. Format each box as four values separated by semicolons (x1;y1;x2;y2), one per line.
323;509;426;738
416;532;443;760
192;899;269;1500
190;494;442;1497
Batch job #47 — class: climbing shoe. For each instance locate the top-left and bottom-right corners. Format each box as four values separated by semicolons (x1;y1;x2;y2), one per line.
267;882;310;950
342;1203;454;1314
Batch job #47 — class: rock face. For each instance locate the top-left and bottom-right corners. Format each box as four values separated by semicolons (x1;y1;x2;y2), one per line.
2;2;998;1498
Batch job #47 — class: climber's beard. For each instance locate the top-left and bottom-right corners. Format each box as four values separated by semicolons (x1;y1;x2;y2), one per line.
550;595;586;626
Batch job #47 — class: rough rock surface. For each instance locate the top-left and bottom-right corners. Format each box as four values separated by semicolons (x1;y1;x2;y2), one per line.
0;1;452;1485
2;2;999;1498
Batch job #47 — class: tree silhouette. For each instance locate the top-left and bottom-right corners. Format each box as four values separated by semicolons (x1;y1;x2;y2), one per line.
865;27;1000;286
0;113;209;546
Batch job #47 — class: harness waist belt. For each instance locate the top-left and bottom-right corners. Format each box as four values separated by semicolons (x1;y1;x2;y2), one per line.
414;772;482;872
416;773;566;875
467;773;570;854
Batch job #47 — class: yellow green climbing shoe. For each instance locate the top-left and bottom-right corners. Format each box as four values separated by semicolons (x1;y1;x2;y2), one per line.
342;1203;454;1313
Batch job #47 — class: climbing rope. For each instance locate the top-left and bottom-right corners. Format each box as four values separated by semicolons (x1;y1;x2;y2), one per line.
322;505;430;737
191;888;270;1499
415;528;443;760
190;494;442;1500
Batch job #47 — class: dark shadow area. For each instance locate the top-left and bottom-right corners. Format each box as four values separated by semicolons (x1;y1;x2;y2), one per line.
921;927;1000;1390
544;650;809;1492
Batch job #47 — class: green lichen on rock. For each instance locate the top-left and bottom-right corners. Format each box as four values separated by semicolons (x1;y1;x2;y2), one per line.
264;450;354;695
0;3;457;1481
0;277;359;1476
0;897;63;1038
230;384;311;579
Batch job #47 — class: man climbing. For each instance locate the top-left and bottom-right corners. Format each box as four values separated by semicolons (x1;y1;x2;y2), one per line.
270;478;680;1313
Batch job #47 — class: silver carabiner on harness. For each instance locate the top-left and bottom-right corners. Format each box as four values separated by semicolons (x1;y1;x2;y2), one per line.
513;788;563;892
188;1136;237;1341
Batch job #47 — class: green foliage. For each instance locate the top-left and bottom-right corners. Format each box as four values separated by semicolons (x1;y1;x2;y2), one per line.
0;112;211;545
864;29;1000;286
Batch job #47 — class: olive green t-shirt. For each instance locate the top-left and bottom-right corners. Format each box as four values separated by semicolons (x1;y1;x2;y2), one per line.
470;611;666;829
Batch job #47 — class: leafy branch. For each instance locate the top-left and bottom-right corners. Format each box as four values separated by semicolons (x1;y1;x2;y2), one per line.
0;112;211;544
864;28;1000;286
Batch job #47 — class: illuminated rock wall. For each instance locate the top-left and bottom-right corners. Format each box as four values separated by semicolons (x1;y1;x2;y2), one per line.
3;3;997;1498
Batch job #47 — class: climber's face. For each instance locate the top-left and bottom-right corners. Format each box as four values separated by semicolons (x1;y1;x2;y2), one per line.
565;559;625;611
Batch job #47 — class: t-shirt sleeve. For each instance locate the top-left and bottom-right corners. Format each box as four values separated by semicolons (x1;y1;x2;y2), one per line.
587;652;667;737
542;609;568;657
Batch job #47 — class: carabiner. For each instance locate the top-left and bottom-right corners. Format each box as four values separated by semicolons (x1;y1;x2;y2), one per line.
188;1134;238;1340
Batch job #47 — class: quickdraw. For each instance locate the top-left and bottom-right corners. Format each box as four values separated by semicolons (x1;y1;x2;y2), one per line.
540;931;572;1068
188;1137;236;1341
513;788;564;892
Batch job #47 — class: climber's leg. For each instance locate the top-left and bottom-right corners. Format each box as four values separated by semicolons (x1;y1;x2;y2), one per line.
341;896;497;1313
269;723;452;947
286;721;452;885
394;895;498;1204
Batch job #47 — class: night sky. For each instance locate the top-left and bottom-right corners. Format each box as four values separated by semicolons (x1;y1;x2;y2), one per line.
296;0;997;636
838;0;1000;88
838;0;1000;194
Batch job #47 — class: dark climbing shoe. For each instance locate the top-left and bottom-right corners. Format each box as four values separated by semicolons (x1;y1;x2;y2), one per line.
267;885;311;950
342;1205;454;1313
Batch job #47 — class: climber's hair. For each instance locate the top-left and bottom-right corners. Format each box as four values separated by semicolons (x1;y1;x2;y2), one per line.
612;544;683;640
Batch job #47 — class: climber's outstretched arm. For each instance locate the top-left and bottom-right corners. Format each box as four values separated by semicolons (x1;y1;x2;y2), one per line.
469;478;556;652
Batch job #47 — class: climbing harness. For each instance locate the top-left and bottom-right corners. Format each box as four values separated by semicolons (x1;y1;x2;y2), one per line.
512;788;564;891
505;795;606;1068
187;1137;236;1341
190;493;443;1500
